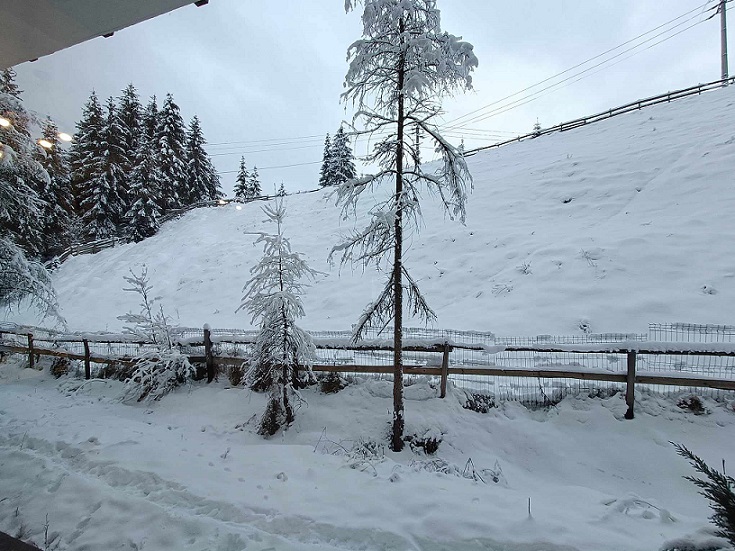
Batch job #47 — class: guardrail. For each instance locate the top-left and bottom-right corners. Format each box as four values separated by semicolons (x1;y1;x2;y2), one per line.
465;76;735;156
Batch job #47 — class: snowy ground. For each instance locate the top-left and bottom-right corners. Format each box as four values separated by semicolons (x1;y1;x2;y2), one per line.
3;69;735;551
0;360;732;551
7;84;735;337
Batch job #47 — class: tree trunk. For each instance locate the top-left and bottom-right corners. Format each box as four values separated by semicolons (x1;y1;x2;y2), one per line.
391;17;406;453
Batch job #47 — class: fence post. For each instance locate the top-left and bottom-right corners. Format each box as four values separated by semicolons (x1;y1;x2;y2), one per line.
204;324;215;383
440;343;451;399
624;351;636;420
27;333;35;370
83;339;91;380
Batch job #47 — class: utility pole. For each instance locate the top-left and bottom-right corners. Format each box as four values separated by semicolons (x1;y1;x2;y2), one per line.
721;0;729;84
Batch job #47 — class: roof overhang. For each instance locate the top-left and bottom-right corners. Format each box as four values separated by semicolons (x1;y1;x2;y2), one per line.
1;0;207;69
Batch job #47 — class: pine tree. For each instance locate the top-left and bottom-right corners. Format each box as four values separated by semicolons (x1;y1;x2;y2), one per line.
118;84;142;210
331;126;357;186
186;115;222;203
0;68;22;98
70;92;104;233
143;95;158;143
318;133;333;187
0;74;59;317
334;0;477;450
277;182;285;197
36;118;73;259
237;199;318;436
126;132;162;242
156;93;188;211
675;443;735;546
100;96;127;228
532;119;541;138
248;166;262;198
0;71;45;259
234;157;250;200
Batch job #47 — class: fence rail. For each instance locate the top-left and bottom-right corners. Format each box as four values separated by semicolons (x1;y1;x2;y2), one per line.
3;324;735;415
465;76;735;156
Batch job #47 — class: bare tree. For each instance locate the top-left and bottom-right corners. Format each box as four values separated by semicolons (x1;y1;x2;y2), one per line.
332;0;478;450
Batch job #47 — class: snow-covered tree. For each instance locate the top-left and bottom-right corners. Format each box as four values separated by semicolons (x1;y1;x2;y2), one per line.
0;77;59;318
117;84;143;210
118;266;195;401
331;126;357;186
100;96;127;227
36;118;74;259
0;69;22;98
143;95;158;143
0;77;46;259
234;157;250;200
532;119;541;138
126;132;162;242
318;133;334;187
237;199;318;436
156;93;188;211
332;0;478;450
70;92;119;239
71;94;128;239
248;166;262;197
276;182;286;197
186;115;222;203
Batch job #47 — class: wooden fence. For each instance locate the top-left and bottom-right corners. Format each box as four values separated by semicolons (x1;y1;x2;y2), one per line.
464;76;735;157
3;327;735;419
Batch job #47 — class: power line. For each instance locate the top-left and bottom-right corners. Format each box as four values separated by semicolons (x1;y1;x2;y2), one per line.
217;159;323;175
449;6;715;130
445;0;714;130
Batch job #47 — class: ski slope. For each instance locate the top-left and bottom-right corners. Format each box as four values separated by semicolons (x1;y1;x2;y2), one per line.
8;84;735;337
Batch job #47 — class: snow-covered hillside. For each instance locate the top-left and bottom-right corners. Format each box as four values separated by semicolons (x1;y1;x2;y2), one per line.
10;85;735;335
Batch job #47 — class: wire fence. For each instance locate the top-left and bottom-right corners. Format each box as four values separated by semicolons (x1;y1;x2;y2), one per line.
3;321;734;405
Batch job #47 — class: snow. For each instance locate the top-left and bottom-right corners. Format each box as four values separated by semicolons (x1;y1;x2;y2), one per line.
0;364;733;551
2;69;735;551
6;85;735;337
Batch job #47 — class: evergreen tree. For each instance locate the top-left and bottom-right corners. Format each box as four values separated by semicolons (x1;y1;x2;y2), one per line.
126;132;162;242
0;72;45;258
248;166;262;197
156;93;187;211
277;182;285;197
118;84;142;210
185;115;221;203
70;92;118;240
143;95;158;143
0;68;22;98
100;96;127;227
331;126;357;186
318;133;334;187
334;0;477;450
237;199;318;436
675;443;735;546
36;118;73;259
234;157;250;200
0;74;59;317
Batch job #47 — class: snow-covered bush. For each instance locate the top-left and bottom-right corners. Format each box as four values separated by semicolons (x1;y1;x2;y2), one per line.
319;371;349;394
463;392;496;413
238;199;319;436
122;351;194;402
117;266;195;402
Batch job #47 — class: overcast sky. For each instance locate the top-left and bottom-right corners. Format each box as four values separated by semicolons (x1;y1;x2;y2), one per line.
12;0;730;194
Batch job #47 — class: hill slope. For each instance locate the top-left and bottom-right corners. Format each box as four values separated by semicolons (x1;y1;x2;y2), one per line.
10;86;735;335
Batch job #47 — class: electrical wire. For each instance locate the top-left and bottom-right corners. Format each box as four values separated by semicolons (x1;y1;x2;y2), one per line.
445;0;715;130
